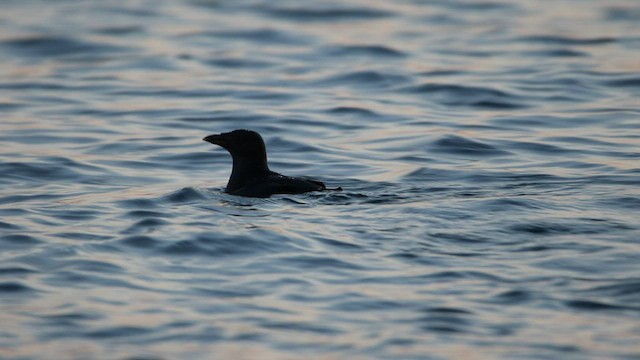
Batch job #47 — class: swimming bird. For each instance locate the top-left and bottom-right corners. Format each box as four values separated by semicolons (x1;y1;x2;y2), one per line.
203;129;337;197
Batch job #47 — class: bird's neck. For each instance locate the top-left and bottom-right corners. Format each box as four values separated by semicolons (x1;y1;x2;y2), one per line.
227;155;270;192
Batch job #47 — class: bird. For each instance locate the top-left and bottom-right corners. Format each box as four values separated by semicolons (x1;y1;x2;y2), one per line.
203;129;339;197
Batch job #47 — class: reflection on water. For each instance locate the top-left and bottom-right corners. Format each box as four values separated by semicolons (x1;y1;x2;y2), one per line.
1;0;640;359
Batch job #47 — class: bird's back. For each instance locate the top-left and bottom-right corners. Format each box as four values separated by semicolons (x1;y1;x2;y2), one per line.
228;171;326;198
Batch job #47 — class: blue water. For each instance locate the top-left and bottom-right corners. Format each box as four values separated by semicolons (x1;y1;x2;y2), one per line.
1;0;640;359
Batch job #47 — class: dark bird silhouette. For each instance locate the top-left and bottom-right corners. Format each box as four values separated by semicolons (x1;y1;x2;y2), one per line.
203;130;338;197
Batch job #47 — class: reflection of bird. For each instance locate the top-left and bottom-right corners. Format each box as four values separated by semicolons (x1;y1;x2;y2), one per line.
203;130;336;198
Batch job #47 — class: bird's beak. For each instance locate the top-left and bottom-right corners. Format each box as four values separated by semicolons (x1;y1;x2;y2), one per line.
203;134;226;145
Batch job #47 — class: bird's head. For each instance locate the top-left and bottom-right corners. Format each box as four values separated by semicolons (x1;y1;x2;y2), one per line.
203;129;267;161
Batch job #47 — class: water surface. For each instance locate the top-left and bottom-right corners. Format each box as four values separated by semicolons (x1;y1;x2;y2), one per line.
1;0;639;359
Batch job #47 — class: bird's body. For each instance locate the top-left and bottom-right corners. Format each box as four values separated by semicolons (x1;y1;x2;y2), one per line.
203;130;332;198
226;171;326;198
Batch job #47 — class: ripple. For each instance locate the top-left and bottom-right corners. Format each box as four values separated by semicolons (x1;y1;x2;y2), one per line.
0;281;36;294
324;44;406;58
122;218;170;234
38;311;103;330
329;298;405;312
125;210;172;218
232;90;297;101
604;76;640;88
320;70;409;88
1;35;129;58
1;234;42;247
120;235;160;249
405;83;527;108
524;49;588;57
261;5;394;21
116;198;159;209
0;82;69;90
0;134;99;145
0;267;37;275
0;221;21;230
259;320;343;335
0;161;82;183
418;308;472;334
314;237;362;250
184;28;309;45
0;194;66;206
490;289;534;305
598;196;640;210
38;208;103;222
160;232;293;257
419;69;466;77
490;115;597;129
205;58;274;69
54;233;113;241
542;136;620;147
430;1;517;11
474;198;545;212
281;255;365;271
518;35;616;45
45;271;150;291
431;135;511;156
161;187;206;204
104;88;225;99
85;326;153;339
0;102;25;111
583;281;640;299
0;158;107;186
65;260;124;274
193;287;263;298
509;219;631;235
93;25;144;35
502;140;573;155
327;106;377;116
565;300;634;312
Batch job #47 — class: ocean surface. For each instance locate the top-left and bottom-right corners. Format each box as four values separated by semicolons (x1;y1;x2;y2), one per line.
1;1;639;359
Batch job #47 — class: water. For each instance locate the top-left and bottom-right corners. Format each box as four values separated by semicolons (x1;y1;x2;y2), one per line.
1;0;639;359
